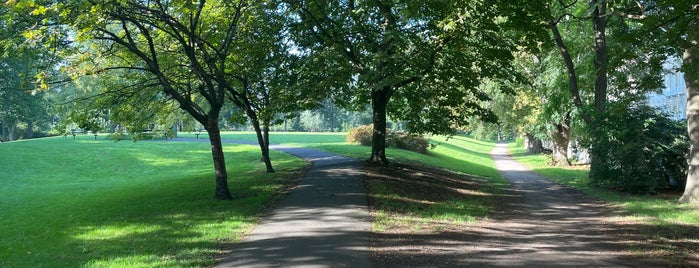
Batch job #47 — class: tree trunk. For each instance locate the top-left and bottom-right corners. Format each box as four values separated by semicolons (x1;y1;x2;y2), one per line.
1;122;6;142
8;122;16;141
551;124;571;167
246;108;275;173
525;133;544;154
25;121;34;139
591;0;608;113
205;117;234;200
680;20;699;204
588;0;609;180
370;86;391;164
262;121;274;173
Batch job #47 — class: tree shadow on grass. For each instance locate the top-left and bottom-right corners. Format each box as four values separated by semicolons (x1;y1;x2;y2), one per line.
369;157;699;267
365;160;509;232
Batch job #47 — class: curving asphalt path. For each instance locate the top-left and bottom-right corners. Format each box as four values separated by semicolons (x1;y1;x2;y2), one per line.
170;138;372;267
485;143;639;267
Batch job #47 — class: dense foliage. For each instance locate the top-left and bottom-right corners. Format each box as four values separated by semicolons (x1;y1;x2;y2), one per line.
586;104;688;193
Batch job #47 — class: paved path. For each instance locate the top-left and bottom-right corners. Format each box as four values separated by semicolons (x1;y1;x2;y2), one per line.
483;143;638;267
180;139;372;267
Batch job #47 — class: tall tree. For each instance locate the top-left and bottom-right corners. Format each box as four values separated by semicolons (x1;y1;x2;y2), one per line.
287;0;542;163
7;0;323;198
682;18;699;204
605;0;698;201
224;3;321;172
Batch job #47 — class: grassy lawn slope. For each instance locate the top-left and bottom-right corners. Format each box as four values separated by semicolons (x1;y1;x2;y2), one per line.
0;135;306;267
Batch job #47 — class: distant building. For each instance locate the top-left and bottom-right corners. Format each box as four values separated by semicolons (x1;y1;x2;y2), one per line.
648;58;686;120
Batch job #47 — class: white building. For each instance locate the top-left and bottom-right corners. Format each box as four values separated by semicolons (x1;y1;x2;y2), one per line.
648;58;686;120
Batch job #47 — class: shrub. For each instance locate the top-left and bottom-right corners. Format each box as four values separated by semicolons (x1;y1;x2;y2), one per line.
347;125;430;154
392;132;430;154
587;104;688;193
347;124;374;146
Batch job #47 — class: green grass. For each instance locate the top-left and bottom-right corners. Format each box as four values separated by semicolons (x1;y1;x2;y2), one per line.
507;142;699;225
190;131;501;179
189;131;506;229
368;135;506;231
0;134;306;267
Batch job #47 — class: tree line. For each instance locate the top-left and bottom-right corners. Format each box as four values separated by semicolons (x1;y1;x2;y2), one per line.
1;0;697;204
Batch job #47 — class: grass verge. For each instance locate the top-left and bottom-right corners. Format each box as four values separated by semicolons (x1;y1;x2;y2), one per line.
0;135;306;267
182;131;507;231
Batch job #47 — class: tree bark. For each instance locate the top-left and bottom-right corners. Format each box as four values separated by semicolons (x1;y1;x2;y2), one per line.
549;22;589;125
551;123;572;167
680;19;699;204
525;133;544;154
1;122;6;142
262;121;274;173
8;122;16;141
25;121;34;139
591;0;608;113
205;117;234;200
246;107;275;173
370;86;391;164
588;0;609;180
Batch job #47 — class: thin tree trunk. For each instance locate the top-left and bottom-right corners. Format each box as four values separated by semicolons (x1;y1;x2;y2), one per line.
246;108;275;173
262;121;274;172
205;117;234;200
680;20;699;204
370;86;391;164
549;22;589;124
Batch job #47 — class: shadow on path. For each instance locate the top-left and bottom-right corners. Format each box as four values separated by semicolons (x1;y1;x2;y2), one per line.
169;138;372;267
372;143;659;267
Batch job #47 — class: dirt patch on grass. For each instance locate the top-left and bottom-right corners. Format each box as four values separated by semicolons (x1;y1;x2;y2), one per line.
366;152;699;267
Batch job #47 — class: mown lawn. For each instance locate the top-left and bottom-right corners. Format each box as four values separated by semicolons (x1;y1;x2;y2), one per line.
0;135;306;267
182;131;507;229
185;132;501;179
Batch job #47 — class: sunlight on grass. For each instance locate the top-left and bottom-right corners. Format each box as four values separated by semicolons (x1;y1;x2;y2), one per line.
0;135;306;267
74;224;164;241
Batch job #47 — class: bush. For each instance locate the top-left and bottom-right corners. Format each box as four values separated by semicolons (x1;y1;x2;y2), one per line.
348;125;430;154
347;124;374;146
587;104;688;193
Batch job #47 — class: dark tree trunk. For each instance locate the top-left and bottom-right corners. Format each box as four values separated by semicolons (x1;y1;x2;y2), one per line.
1;122;6;142
592;0;608;114
525;133;544;154
262;121;274;173
370;86;391;164
205;117;234;200
680;20;699;204
25;121;34;139
246;107;275;173
589;0;609;180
